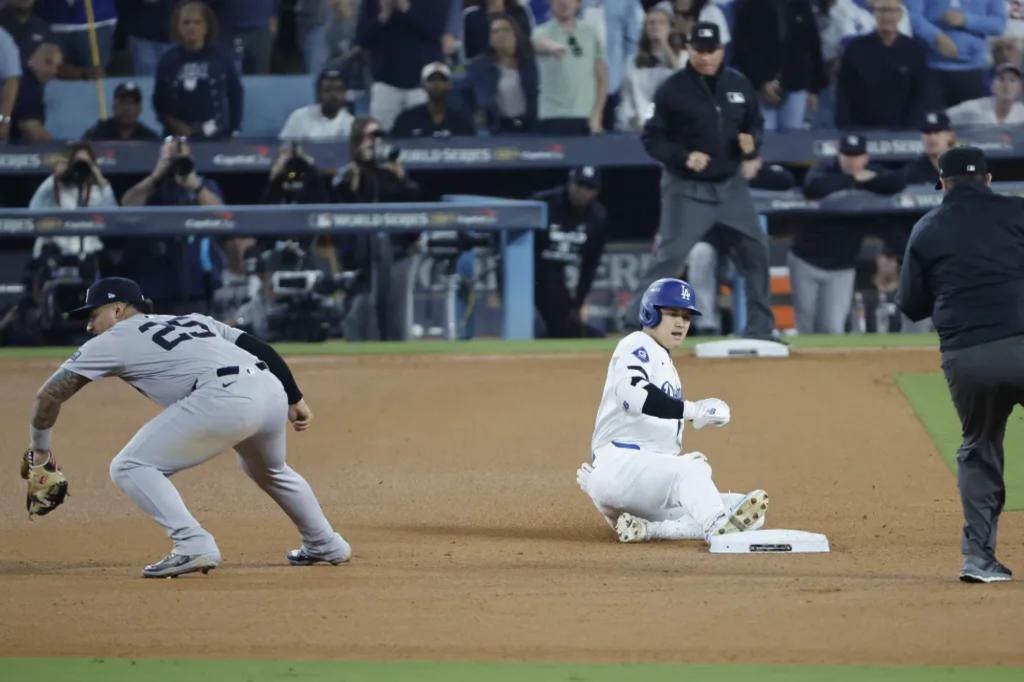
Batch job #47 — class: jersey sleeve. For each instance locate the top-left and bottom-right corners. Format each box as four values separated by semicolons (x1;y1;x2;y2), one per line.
612;336;656;389
197;314;243;343
61;333;123;380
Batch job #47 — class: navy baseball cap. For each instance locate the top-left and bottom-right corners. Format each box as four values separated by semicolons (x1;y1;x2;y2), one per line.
68;277;147;317
839;134;867;156
569;165;600;188
113;82;142;100
920;110;951;133
935;145;988;189
690;22;722;52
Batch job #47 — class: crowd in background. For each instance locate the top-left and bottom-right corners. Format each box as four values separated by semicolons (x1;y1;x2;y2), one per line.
2;0;1024;344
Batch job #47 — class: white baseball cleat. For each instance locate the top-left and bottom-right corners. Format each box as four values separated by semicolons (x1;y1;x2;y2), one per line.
615;513;650;543
713;489;770;536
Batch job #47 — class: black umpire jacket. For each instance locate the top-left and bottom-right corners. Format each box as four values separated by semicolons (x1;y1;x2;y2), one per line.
642;63;762;183
899;183;1024;350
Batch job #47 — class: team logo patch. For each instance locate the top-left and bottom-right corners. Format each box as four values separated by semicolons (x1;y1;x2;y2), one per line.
661;382;681;400
632;347;650;363
69;351;81;362
623;401;630;411
726;91;745;104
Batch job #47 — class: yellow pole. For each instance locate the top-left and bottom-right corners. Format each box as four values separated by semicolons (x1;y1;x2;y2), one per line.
83;0;108;120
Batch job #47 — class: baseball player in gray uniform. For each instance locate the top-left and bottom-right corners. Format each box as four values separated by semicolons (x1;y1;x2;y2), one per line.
24;277;351;578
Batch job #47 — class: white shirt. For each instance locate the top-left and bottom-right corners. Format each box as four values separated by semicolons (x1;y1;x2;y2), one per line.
618;59;678;129
63;313;256;408
278;104;355;141
946;97;1024;126
28;175;116;257
591;331;684;456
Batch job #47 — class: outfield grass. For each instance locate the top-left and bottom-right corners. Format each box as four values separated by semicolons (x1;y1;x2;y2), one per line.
0;333;940;360
898;373;1024;510
0;660;1020;682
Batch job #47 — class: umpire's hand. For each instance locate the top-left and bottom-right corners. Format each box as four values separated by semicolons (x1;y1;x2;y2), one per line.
686;151;711;172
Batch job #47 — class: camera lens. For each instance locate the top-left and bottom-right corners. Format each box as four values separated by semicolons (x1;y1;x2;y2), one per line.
66;159;92;185
172;156;195;177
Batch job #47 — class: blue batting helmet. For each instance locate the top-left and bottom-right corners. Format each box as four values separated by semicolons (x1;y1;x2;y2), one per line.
639;278;702;327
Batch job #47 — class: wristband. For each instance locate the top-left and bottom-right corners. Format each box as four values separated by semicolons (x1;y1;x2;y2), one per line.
30;425;52;452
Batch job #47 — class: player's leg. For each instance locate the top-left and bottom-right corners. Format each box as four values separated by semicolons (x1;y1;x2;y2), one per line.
718;182;775;337
637;492;768;541
108;397;259;574
787;251;822;334
235;374;351;564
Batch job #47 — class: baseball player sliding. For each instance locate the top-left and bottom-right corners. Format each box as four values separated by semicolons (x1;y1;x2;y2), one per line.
21;277;351;578
577;278;768;543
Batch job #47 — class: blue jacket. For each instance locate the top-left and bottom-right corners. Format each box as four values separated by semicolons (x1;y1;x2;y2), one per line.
355;0;447;89
33;0;116;25
460;53;538;133
906;0;1005;71
153;44;243;137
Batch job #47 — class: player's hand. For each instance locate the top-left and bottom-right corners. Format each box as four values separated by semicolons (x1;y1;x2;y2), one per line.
685;398;731;430
288;399;314;432
686;151;711;172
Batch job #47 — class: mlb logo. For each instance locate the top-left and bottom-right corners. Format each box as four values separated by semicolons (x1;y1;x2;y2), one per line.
726;92;745;104
107;293;116;299
699;28;713;38
927;113;938;124
847;135;858;146
967;164;976;171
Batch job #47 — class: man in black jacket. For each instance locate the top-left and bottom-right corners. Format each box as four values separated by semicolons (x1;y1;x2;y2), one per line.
789;134;906;333
622;22;776;339
899;146;1024;584
903;110;956;186
532;165;608;338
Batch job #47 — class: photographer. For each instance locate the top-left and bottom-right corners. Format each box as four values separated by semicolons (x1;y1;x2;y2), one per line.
261;143;329;205
120;136;224;313
28;140;115;261
330;115;421;341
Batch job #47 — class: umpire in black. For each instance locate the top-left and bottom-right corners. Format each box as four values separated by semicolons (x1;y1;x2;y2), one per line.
899;146;1024;583
622;21;775;338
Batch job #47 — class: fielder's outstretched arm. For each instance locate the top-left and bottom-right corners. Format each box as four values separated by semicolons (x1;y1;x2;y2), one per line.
29;368;91;454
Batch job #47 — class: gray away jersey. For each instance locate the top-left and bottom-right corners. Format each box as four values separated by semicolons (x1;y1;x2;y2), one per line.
62;313;260;407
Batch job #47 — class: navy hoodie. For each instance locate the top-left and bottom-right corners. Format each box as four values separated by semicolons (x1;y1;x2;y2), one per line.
153;43;243;137
355;0;447;89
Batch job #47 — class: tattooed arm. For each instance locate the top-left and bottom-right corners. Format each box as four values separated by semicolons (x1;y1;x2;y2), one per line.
29;369;91;454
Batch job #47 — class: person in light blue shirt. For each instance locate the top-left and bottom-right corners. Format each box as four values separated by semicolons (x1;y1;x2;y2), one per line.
905;0;1006;109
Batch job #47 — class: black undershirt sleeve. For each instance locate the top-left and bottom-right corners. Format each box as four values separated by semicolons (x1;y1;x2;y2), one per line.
641;384;685;420
235;332;303;404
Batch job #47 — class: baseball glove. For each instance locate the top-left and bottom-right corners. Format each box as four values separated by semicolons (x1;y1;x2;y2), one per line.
21;449;69;518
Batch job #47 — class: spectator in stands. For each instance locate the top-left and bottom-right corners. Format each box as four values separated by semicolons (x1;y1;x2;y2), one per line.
391;62;474;137
210;0;276;74
261;143;329;204
812;0;877;129
671;0;729;48
982;36;1023;94
28;141;113;260
533;0;608;134
835;0;926;129
82;82;161;141
33;0;116;79
686;159;797;336
789;134;906;334
119;0;176;76
154;1;243;139
9;42;61;143
0;26;19;143
531;165;608;338
463;0;533;60
461;13;538;133
442;0;462;66
946;62;1024;125
0;0;53;62
330;116;421;341
324;0;358;67
355;0;447;132
279;69;354;141
618;2;680;131
295;0;352;75
903;110;955;185
594;0;641;131
120;137;224;313
906;0;1006;109
209;235;261;328
733;0;826;132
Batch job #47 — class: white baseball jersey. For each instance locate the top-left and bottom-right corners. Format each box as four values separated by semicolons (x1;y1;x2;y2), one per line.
62;313;260;407
591;331;683;456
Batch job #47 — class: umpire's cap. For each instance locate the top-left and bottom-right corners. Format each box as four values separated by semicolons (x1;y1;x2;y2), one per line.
935;145;988;190
68;277;147;317
639;278;701;328
689;22;722;52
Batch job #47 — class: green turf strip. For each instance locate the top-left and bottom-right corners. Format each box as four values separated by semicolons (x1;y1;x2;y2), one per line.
0;333;939;360
0;660;1020;682
898;373;1024;510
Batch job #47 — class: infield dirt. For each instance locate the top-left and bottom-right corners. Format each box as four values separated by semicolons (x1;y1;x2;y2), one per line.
1;349;1021;665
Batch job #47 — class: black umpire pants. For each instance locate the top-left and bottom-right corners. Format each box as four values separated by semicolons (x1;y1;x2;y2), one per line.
624;171;776;336
941;334;1024;562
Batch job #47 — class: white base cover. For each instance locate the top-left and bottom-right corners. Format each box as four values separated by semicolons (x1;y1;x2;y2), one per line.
708;529;830;554
695;339;791;359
